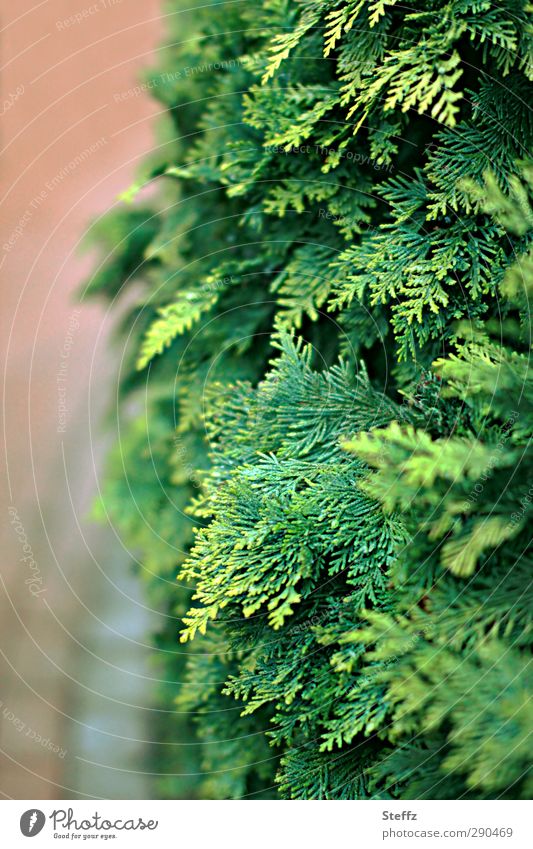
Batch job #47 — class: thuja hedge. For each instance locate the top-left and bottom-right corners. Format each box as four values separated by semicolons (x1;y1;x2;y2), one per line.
85;0;533;799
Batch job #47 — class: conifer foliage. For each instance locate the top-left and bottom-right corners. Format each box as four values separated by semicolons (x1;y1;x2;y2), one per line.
86;0;533;799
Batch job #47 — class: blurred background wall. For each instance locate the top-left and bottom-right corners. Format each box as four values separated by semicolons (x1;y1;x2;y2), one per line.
1;0;166;799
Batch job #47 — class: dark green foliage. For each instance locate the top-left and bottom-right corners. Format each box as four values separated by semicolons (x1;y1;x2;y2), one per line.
86;0;533;798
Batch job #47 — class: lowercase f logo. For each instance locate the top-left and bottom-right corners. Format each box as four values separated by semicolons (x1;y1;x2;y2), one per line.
20;810;46;837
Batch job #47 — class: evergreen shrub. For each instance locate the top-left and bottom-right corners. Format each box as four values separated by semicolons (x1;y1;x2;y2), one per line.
86;0;533;799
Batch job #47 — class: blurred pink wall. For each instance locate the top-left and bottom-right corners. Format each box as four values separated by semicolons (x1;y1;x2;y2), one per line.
1;0;164;798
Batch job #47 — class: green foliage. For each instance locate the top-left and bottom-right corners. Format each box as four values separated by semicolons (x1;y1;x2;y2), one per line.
86;0;533;799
